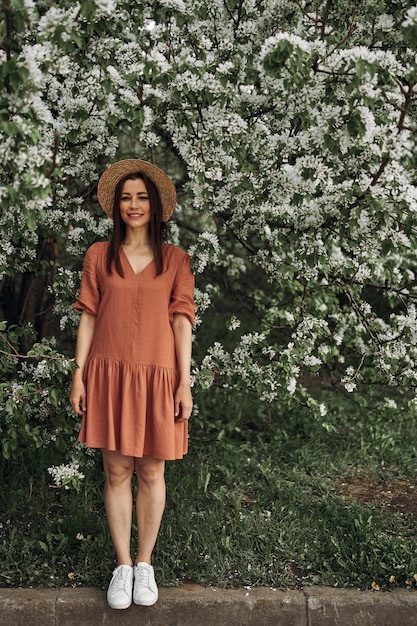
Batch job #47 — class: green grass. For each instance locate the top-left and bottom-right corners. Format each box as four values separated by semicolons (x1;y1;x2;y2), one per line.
2;387;417;591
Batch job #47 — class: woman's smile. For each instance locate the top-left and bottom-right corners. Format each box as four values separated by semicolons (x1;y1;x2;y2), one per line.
120;178;151;228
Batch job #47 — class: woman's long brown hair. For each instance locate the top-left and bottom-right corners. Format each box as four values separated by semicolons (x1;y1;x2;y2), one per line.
105;173;167;276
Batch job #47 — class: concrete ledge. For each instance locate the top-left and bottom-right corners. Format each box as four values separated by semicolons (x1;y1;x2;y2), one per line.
0;585;416;626
57;585;306;626
0;588;56;626
306;586;417;626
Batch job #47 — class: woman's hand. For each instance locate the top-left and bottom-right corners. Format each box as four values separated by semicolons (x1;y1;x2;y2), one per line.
172;314;193;422
70;373;87;415
174;382;193;422
69;311;96;415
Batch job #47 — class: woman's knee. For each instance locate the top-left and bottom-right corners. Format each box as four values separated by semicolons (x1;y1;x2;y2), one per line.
102;450;134;487
135;457;165;488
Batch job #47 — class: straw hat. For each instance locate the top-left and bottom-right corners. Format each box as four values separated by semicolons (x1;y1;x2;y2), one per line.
97;159;176;222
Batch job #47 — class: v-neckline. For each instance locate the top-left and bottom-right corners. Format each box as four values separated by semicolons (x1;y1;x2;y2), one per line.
120;246;155;277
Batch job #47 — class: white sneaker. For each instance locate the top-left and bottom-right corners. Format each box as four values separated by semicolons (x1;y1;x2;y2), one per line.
133;562;158;606
107;564;133;609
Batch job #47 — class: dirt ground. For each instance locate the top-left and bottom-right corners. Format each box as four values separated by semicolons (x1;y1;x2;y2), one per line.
335;469;417;516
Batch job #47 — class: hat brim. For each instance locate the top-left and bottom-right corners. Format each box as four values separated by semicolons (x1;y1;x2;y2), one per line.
97;159;176;222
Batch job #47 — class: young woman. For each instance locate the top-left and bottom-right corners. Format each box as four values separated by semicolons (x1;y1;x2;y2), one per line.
69;159;195;610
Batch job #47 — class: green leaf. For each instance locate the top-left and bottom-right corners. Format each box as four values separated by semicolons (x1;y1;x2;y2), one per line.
49;388;59;406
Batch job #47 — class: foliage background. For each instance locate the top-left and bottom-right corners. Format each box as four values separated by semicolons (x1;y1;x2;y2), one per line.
1;0;417;589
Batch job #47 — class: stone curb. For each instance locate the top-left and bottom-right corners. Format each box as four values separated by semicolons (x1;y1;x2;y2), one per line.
0;585;416;626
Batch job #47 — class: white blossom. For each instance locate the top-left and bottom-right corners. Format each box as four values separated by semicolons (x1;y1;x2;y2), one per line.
48;460;85;489
403;7;417;28
227;317;241;331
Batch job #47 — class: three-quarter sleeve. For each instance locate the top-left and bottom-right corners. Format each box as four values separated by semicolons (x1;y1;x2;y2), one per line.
169;252;195;326
73;243;101;316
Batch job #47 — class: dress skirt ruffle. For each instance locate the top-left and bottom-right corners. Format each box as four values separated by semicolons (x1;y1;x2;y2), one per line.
78;356;188;460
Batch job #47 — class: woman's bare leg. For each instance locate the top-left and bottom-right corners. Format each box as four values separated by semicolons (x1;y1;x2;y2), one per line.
134;456;166;564
102;449;135;565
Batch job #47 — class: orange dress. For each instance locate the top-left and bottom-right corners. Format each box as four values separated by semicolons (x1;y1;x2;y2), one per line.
73;241;195;460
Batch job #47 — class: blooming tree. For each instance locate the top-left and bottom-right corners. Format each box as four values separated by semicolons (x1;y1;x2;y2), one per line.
0;0;417;469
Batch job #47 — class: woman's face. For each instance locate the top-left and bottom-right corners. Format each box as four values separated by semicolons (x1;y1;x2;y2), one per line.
119;178;151;230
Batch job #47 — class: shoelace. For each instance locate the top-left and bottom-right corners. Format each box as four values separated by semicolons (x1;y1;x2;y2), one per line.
113;567;131;592
135;565;152;588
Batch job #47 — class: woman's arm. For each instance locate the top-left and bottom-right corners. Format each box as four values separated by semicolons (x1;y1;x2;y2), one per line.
172;313;193;422
69;310;96;415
